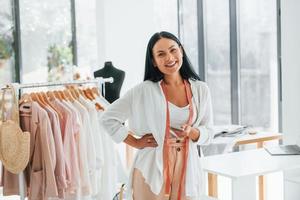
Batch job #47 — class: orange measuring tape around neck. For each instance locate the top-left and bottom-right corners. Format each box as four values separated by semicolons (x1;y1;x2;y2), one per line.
161;79;194;200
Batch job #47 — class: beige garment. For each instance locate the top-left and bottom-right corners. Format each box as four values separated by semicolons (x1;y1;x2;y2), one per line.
132;142;191;200
44;106;67;198
2;102;58;200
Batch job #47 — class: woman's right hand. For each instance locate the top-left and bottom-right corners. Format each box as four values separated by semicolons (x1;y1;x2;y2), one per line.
135;133;158;149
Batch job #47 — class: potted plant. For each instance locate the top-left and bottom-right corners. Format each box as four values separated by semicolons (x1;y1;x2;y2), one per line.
47;44;73;71
0;37;13;68
47;44;73;81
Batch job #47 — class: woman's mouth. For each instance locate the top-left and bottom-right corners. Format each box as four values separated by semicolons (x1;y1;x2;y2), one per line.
165;61;176;68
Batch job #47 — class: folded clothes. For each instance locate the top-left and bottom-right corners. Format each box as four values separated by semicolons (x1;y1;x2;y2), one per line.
214;125;249;138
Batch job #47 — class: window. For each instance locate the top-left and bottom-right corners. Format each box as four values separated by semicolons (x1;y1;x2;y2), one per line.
75;0;98;70
0;0;15;84
205;0;232;125
239;0;278;130
19;0;73;83
179;0;199;74
180;0;279;130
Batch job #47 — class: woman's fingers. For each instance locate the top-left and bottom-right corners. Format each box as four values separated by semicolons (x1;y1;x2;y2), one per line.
181;124;192;138
138;133;158;148
144;134;155;139
145;137;157;145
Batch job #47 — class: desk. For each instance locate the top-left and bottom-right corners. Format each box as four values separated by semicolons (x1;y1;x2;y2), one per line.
284;176;300;199
202;149;300;200
207;132;282;200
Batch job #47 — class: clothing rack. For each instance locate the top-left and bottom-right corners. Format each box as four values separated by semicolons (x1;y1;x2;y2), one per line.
1;77;114;200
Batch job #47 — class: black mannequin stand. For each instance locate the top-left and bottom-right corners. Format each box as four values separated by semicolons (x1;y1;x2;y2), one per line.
94;61;125;103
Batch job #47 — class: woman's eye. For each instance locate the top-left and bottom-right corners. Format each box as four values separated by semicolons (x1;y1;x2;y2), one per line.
171;48;177;53
157;53;165;57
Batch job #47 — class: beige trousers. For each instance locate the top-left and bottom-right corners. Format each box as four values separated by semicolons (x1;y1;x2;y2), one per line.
132;143;190;200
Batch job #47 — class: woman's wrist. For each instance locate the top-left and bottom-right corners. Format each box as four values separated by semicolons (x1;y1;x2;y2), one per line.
124;132;158;149
189;128;200;142
124;132;140;149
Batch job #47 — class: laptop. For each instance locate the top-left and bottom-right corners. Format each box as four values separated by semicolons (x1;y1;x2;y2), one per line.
264;144;300;156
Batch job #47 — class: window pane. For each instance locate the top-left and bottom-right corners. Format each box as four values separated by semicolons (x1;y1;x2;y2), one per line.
75;0;98;69
239;0;278;131
0;0;15;84
205;0;231;125
20;0;73;83
0;3;16;198
179;0;199;73
153;0;178;36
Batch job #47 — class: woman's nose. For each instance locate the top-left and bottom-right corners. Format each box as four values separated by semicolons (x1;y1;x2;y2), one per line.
165;52;174;62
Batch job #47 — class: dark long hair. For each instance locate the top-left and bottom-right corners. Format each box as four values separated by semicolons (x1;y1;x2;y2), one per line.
143;31;201;82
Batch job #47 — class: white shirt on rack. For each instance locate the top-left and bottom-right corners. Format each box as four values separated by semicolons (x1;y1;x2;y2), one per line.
70;100;93;196
78;96;104;197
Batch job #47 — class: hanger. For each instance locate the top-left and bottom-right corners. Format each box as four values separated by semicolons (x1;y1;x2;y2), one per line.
63;89;75;102
84;88;95;100
36;92;48;105
73;88;81;99
84;87;105;110
18;93;33;116
40;92;52;106
19;93;33;105
65;86;78;100
93;87;109;107
46;90;56;101
41;91;63;119
67;85;82;99
53;90;63;101
58;90;67;101
30;92;46;108
78;88;88;99
95;102;104;111
91;87;100;97
70;88;79;99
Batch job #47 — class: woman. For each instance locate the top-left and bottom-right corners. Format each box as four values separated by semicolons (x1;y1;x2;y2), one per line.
101;31;214;200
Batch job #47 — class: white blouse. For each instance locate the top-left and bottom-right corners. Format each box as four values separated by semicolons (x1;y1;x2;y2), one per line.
101;79;214;199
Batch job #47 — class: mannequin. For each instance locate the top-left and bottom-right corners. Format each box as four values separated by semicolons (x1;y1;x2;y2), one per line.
94;61;125;103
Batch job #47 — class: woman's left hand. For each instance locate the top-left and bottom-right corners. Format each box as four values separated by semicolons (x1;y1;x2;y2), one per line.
181;124;200;142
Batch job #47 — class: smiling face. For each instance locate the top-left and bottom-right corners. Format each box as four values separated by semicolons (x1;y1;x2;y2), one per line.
152;38;183;77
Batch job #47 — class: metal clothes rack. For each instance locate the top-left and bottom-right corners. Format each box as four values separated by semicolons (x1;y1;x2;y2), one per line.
1;77;113;200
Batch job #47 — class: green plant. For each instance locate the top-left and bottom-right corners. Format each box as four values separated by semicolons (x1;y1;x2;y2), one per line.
0;37;13;60
47;44;73;71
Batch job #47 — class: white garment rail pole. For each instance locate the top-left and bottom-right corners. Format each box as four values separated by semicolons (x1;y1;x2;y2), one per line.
10;77;114;90
1;77;113;200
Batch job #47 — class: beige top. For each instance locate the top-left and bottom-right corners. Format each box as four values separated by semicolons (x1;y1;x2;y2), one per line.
2;102;58;200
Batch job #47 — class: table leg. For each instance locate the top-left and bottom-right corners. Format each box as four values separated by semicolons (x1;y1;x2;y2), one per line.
232;176;256;200
208;173;218;197
257;142;265;200
259;175;266;200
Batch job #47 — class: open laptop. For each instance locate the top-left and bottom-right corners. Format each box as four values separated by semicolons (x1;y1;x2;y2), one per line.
264;144;300;156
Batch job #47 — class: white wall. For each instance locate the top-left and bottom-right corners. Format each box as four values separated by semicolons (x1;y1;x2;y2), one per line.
281;0;300;144
95;0;157;95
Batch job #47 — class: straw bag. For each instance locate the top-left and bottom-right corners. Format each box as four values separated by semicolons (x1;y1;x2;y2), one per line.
0;85;30;174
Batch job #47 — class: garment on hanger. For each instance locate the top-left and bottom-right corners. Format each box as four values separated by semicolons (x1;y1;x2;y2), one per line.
0;85;126;200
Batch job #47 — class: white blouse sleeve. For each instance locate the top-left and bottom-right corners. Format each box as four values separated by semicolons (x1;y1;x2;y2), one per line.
195;83;215;145
100;88;133;143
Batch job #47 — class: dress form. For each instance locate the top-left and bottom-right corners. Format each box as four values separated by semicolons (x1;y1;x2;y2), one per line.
93;61;125;103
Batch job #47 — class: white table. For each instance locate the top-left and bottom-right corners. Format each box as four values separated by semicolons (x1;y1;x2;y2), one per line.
201;148;300;200
205;131;282;200
284;175;300;200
